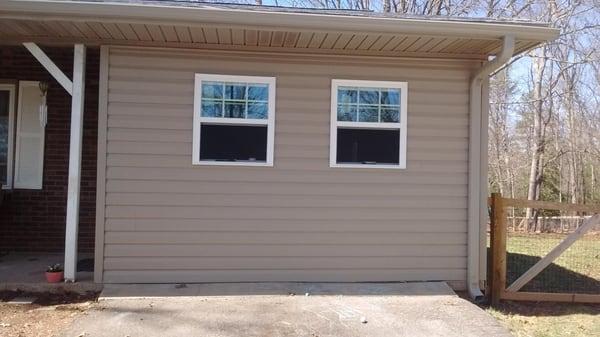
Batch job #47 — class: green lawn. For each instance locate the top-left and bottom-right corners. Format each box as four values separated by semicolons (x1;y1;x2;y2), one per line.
505;233;599;293
486;233;600;337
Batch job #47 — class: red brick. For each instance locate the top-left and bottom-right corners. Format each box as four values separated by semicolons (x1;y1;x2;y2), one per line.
0;46;98;253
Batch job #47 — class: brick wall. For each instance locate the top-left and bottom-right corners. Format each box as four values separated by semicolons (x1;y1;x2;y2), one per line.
0;46;98;253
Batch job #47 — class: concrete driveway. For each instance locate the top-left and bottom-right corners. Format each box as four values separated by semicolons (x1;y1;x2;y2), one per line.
62;282;512;337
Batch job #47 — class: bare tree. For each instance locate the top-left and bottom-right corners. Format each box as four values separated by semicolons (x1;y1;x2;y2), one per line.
281;0;600;228
383;0;391;12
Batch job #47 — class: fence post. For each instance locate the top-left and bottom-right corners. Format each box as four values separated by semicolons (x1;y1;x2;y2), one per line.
490;193;507;305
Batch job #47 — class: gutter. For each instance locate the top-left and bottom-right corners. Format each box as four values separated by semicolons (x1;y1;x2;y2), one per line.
467;35;515;300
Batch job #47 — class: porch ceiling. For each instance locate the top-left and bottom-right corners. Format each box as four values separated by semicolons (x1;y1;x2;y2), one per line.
0;1;559;60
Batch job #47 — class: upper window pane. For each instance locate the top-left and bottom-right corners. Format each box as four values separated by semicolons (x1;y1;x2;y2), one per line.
201;101;222;117
359;89;379;105
200;80;270;120
336;86;401;123
338;88;358;104
359;106;378;122
381;107;400;123
381;90;400;105
225;84;246;100
248;85;268;101
337;104;357;122
247;102;268;119
224;102;245;118
201;82;223;99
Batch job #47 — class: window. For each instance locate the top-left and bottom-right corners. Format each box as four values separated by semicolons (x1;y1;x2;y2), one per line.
330;79;407;169
193;74;275;166
0;84;15;188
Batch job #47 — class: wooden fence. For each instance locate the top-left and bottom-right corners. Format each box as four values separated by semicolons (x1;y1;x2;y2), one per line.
489;193;600;305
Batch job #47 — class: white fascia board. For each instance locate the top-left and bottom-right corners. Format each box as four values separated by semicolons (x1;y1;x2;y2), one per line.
1;1;560;42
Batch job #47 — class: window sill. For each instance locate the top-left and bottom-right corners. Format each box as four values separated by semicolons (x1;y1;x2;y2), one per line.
193;160;273;167
330;163;406;170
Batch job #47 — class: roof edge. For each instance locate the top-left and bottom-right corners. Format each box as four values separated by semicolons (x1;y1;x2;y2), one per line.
1;0;560;42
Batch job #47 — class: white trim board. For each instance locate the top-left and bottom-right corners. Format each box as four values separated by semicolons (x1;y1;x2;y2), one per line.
94;45;109;283
64;44;87;282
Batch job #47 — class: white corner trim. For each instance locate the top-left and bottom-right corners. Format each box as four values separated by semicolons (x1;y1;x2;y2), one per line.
22;42;73;96
329;79;407;169
0;84;16;189
94;45;109;284
192;73;276;167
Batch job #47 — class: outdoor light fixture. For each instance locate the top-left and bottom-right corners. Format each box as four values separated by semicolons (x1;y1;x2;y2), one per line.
38;81;48;128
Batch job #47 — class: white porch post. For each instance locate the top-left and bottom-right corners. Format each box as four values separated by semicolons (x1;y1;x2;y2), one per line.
23;42;86;282
64;44;86;282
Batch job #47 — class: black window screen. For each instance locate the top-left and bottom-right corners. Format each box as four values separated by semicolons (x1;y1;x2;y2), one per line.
336;128;399;164
200;124;267;162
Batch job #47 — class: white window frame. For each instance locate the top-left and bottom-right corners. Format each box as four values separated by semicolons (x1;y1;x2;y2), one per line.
330;79;408;169
193;74;276;167
0;83;16;189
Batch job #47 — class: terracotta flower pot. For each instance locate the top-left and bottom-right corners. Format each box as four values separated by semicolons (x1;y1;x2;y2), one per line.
45;271;64;283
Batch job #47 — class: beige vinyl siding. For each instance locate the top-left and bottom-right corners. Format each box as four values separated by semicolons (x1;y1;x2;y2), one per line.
100;46;477;285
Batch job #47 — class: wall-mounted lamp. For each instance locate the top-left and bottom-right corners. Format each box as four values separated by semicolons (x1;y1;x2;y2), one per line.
39;81;48;128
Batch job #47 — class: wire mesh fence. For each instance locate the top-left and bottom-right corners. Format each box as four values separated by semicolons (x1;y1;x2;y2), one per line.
489;209;600;295
505;215;591;233
487;194;600;303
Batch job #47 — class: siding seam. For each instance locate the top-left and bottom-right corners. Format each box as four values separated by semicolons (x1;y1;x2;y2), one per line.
94;45;109;283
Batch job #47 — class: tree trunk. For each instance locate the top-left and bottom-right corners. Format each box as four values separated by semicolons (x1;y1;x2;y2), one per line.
592;164;596;201
526;47;548;232
383;0;391;12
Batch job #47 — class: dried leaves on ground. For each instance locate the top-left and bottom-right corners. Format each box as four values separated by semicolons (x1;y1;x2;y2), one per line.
487;301;600;337
0;291;98;337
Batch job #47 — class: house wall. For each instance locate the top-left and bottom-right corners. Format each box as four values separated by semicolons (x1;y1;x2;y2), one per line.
0;46;98;253
99;46;478;287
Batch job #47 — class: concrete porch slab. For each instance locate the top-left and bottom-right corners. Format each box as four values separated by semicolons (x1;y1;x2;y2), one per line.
62;282;511;337
0;253;101;293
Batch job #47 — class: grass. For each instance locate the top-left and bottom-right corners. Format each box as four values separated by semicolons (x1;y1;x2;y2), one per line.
505;233;599;293
487;302;600;337
485;233;600;337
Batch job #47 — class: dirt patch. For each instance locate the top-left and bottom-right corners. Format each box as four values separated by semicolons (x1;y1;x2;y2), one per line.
458;291;600;337
487;301;600;337
0;291;99;337
0;290;98;305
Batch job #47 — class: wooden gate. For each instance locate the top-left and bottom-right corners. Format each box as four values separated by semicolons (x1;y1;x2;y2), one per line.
489;193;600;304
